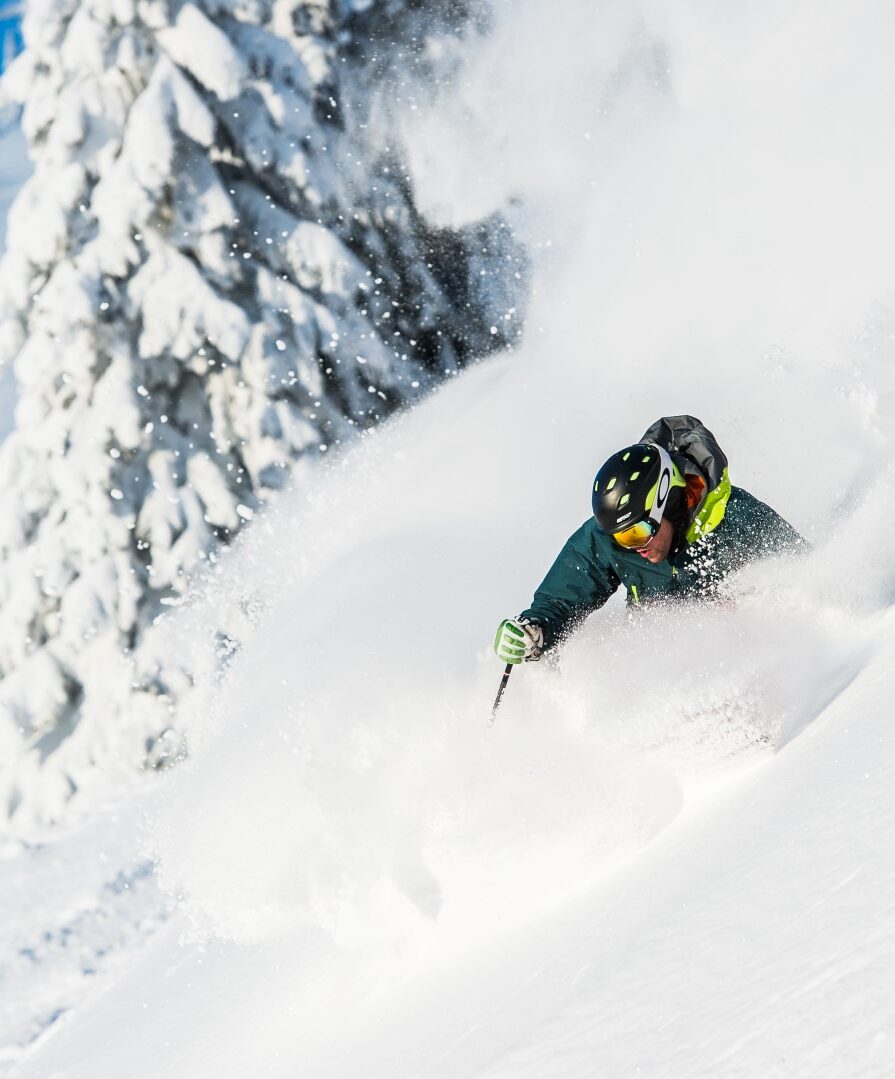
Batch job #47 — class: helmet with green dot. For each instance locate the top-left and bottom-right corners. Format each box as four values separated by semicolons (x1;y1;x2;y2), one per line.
592;443;686;536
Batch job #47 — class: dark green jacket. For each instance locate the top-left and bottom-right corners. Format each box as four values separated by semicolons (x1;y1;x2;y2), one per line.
521;486;805;650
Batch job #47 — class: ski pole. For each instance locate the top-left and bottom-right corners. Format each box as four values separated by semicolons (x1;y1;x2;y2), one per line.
490;662;513;723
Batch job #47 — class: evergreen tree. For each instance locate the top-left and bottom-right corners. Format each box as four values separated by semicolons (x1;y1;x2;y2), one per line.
0;0;522;828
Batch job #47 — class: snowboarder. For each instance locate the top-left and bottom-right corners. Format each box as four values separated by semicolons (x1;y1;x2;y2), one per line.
494;415;806;665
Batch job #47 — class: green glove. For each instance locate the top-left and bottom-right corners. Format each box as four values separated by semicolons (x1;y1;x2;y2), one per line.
494;617;544;664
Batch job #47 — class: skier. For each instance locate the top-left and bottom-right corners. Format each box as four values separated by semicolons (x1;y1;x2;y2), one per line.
494;415;806;665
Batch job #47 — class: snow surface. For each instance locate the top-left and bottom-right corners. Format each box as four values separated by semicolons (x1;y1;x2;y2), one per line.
8;0;895;1075
0;810;168;1077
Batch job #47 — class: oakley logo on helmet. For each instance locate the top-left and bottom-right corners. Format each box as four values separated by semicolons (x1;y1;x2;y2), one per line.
645;444;677;528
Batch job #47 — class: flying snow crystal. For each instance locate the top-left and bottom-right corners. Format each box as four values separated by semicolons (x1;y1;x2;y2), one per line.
0;0;526;830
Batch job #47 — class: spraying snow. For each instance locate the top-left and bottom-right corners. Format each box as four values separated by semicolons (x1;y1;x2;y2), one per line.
10;1;895;1075
141;0;895;956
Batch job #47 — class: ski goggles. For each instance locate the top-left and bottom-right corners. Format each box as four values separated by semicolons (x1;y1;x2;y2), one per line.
612;517;659;550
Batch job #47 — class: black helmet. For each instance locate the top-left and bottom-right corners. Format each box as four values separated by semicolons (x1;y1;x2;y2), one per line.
592;442;686;536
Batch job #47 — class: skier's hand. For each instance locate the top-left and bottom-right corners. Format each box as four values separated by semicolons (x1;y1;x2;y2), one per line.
494;617;544;664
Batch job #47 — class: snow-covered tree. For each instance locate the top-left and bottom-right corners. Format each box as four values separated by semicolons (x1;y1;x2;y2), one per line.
0;0;523;828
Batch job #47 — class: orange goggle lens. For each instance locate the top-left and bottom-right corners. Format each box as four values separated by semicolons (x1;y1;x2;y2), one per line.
612;519;657;550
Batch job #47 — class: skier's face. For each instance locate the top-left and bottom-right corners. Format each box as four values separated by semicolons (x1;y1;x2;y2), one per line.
636;517;674;564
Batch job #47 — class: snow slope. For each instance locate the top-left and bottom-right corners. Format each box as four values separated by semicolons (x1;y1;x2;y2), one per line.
10;0;895;1075
12;345;894;1075
17;620;892;1078
0;811;167;1076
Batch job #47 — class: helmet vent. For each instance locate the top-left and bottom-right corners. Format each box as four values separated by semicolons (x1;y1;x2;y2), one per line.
592;441;668;536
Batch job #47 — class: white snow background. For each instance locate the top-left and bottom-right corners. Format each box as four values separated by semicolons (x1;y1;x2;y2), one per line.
7;1;895;1076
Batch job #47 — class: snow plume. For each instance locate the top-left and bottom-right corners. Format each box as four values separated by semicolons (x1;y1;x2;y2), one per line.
145;375;887;961
397;0;895;519
0;0;524;831
148;406;688;953
140;0;895;960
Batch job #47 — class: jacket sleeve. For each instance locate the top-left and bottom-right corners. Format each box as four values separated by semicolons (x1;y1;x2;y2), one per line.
520;521;621;650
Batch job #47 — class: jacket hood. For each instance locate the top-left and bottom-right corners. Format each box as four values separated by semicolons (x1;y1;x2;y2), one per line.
640;415;732;544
